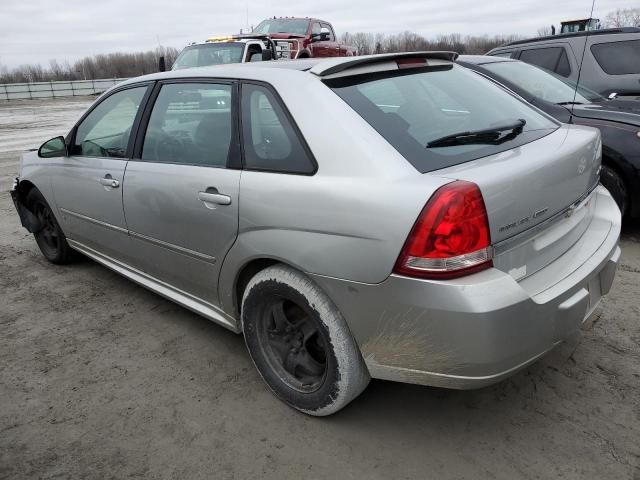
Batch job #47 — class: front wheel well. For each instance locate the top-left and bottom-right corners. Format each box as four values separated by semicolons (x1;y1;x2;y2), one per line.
17;179;38;199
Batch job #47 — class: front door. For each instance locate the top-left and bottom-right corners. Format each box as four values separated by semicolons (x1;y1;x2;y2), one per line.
50;85;150;260
122;81;241;305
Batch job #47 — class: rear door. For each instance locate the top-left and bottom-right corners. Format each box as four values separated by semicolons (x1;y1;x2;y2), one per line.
122;80;241;305
50;84;151;260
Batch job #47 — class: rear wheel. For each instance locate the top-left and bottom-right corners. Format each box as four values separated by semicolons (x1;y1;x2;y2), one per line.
242;265;369;416
26;188;74;264
600;165;627;217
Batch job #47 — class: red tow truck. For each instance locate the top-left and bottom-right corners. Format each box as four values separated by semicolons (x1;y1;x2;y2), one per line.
252;17;357;59
163;17;356;72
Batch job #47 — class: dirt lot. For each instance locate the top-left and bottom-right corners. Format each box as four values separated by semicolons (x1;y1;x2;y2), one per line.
1;98;639;479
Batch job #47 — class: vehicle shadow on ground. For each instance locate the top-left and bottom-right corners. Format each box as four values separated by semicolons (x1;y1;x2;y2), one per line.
621;217;640;240
68;250;592;426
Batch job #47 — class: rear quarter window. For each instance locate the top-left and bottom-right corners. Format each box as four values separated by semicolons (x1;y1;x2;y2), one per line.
241;83;316;174
591;40;640;75
492;51;515;58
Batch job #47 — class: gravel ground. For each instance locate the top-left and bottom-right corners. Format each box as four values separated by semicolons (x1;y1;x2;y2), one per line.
1;98;639;479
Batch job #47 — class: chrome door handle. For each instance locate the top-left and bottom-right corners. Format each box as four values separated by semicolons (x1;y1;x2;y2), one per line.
99;175;119;188
198;191;231;206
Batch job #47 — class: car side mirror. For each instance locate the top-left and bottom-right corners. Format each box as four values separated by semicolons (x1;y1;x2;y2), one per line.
158;56;166;72
38;136;67;158
608;92;618;100
262;49;273;61
311;32;329;42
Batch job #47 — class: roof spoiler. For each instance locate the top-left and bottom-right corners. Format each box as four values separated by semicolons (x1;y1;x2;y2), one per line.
310;51;458;77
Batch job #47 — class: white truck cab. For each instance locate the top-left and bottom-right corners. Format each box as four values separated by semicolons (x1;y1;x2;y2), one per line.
171;35;276;70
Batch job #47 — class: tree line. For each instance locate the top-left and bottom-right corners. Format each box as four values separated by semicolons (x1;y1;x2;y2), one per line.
339;32;522;56
0;34;517;84
0;46;178;84
0;7;637;84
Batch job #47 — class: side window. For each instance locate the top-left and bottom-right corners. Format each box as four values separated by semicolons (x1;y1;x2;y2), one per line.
492;51;514;58
312;22;321;36
246;44;262;62
591;40;640;75
241;83;315;174
142;83;232;167
556;49;571;77
73;86;147;158
321;24;335;41
519;47;563;73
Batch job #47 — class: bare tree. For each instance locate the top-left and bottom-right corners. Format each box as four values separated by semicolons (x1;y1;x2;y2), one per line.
605;8;640;27
0;47;178;84
537;26;553;37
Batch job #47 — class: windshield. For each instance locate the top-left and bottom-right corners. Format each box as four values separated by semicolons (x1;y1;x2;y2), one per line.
328;64;558;173
172;43;245;69
254;19;309;35
482;61;604;104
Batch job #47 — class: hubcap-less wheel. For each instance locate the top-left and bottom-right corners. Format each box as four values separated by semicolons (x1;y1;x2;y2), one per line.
242;265;370;415
35;203;60;254
259;298;328;393
26;188;74;265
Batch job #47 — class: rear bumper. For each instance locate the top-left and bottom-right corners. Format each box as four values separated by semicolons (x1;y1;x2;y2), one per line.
310;185;621;389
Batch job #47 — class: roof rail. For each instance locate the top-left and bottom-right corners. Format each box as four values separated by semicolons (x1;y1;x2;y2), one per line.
310;51;458;77
503;27;640;47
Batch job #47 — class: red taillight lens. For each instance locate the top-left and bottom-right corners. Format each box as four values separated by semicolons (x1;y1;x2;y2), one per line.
394;181;493;279
396;58;428;69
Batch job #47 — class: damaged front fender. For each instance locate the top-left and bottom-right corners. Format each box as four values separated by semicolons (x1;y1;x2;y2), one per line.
10;178;43;233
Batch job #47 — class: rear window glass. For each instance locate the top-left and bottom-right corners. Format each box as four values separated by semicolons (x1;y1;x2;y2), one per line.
591;40;640;75
481;61;598;104
328;64;557;173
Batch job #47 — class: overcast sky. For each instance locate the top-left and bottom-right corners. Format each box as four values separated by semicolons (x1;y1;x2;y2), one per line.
1;0;637;69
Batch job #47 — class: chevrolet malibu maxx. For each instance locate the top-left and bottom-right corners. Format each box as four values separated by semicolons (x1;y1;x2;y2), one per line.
11;53;621;415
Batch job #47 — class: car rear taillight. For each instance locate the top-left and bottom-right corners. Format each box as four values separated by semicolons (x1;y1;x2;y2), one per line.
394;181;493;279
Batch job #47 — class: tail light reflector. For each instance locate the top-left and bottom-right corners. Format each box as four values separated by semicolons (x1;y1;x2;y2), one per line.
394;181;493;279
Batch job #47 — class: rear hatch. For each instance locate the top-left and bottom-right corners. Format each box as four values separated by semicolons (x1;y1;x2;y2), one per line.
434;125;602;281
324;59;602;282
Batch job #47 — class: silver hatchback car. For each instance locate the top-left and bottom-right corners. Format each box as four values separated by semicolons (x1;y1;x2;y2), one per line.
11;53;621;415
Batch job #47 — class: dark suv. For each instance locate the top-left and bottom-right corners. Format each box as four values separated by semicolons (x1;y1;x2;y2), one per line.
486;28;640;98
459;55;640;219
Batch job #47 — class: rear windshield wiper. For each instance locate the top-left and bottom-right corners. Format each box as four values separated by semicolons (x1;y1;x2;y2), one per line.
426;119;526;148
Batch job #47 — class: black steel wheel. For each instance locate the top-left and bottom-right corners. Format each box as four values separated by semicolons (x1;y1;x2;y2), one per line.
26;188;74;264
258;297;328;393
242;265;370;416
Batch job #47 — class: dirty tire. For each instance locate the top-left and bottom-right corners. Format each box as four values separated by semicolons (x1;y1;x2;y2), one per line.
600;165;627;217
26;188;74;264
242;264;370;416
